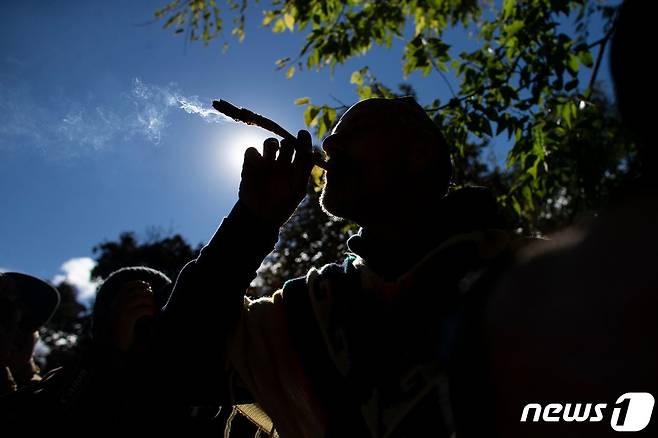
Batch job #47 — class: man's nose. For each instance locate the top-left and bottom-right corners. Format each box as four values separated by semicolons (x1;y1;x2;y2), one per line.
322;133;341;156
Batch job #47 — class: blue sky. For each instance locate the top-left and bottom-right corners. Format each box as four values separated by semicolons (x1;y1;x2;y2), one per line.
0;0;613;297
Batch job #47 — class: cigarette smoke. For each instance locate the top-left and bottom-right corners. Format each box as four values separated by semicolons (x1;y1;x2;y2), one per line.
0;72;230;156
132;78;230;126
177;95;228;124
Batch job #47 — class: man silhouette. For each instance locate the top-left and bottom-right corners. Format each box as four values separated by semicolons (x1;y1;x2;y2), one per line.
0;272;59;396
160;97;513;437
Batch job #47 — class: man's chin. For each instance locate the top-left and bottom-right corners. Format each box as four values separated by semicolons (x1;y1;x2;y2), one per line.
319;187;350;220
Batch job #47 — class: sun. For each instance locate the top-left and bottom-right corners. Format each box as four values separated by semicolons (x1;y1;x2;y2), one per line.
216;130;271;175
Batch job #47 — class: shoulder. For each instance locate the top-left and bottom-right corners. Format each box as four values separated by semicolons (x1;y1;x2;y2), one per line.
270;257;356;309
238;258;354;333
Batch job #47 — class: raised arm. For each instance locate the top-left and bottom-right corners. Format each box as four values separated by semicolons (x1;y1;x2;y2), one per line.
154;131;314;403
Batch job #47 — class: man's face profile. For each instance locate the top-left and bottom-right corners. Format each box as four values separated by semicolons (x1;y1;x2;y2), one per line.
320;99;408;223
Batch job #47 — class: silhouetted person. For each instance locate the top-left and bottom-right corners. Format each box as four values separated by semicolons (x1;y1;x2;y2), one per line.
1;267;210;431
159;97;516;437
481;1;658;437
78;267;172;416
0;272;59;396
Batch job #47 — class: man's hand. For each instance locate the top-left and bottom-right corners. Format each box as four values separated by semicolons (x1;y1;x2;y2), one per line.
110;281;156;352
239;130;314;228
7;330;38;367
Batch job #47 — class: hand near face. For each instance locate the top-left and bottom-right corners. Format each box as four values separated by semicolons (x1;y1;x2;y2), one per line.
110;281;156;352
7;330;38;367
0;295;20;367
239;130;314;228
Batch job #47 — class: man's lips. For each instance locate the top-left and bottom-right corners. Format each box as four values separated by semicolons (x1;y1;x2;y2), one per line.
323;155;349;172
324;161;343;175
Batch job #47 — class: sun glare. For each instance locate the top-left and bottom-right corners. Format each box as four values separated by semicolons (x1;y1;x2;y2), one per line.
216;130;270;176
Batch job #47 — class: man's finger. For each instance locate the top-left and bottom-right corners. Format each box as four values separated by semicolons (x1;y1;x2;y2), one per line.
263;138;279;161
278;138;295;164
292;130;313;167
296;130;313;155
242;147;266;173
244;146;263;164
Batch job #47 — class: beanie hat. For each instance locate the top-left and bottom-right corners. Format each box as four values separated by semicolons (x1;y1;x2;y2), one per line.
92;266;172;338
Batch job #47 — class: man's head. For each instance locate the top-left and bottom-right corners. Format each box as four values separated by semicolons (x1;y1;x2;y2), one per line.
320;97;452;225
0;273;59;367
92;267;171;353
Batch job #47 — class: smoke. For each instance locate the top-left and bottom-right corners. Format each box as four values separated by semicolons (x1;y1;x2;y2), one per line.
177;95;228;124
0;72;229;155
132;78;229;128
128;78;231;143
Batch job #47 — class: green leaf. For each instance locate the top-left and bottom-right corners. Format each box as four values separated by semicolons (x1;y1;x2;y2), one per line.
524;153;539;179
415;14;426;36
294;97;310;106
262;11;277;27
326;107;337;125
567;54;579;74
318;114;329;138
561;100;576;128
275;57;290;69
579;50;593;68
503;0;516;19
286;66;295;79
350;70;364;86
358;85;373;99
506;20;524;38
284;13;295;31
521;185;534;210
511;196;522;216
515;127;523;142
304;106;320;126
272;18;286;33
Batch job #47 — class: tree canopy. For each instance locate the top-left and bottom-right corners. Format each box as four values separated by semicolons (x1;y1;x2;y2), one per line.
155;0;633;233
91;230;202;282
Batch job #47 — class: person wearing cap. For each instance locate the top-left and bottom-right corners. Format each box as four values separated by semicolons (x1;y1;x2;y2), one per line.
91;266;171;355
159;97;515;437
2;267;180;426
0;272;60;396
79;266;225;432
50;267;174;418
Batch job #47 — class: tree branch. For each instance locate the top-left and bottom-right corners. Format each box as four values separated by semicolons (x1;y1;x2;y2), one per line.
421;38;457;98
426;53;522;112
584;25;615;100
329;94;350;109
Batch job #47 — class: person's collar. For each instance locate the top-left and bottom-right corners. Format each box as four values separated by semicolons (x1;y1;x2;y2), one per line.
346;186;503;280
347;220;447;281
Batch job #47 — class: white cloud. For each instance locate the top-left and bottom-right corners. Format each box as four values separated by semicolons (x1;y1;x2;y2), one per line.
52;257;100;302
0;267;8;273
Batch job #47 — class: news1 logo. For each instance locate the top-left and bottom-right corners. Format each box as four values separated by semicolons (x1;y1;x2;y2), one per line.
521;392;655;432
